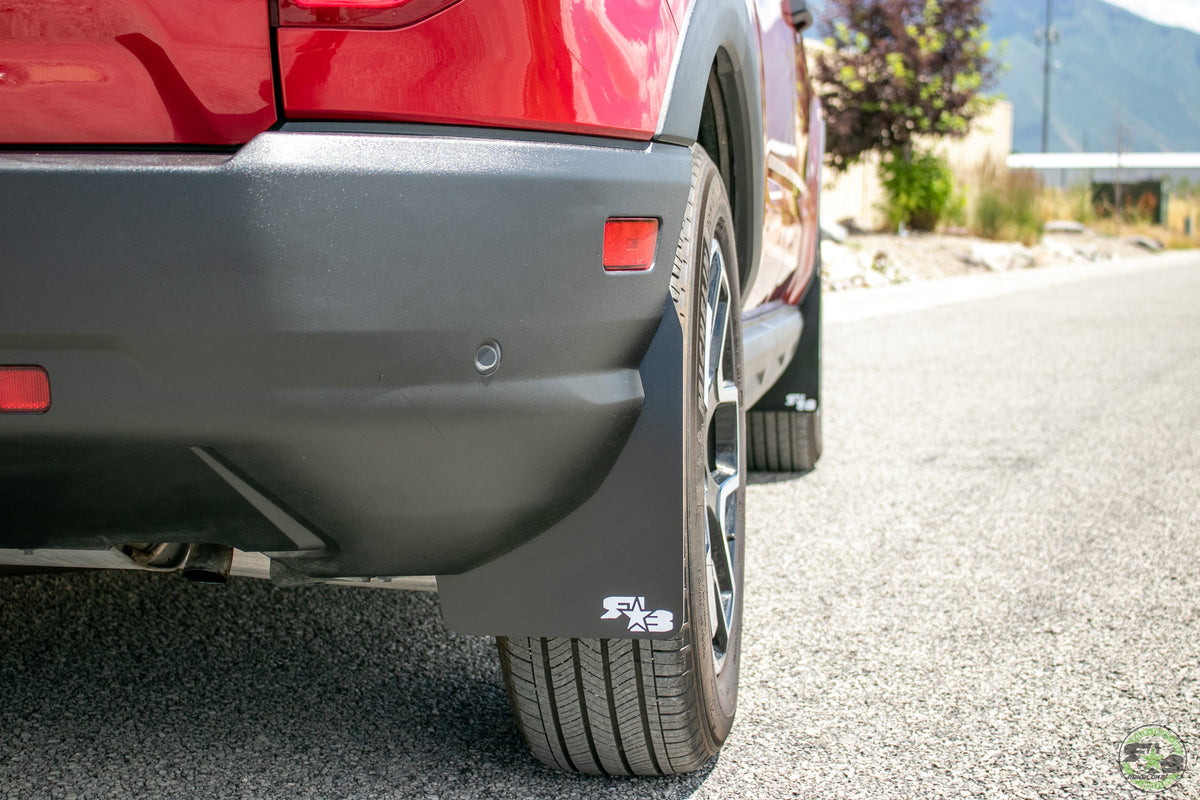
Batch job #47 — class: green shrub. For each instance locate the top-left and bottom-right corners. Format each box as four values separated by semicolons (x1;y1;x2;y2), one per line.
973;184;1006;239
879;149;956;232
1067;185;1097;225
961;157;1044;245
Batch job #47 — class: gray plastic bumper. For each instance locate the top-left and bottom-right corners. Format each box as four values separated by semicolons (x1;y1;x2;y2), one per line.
0;129;695;637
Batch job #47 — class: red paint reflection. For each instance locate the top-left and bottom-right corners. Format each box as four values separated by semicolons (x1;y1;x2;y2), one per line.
277;0;676;139
0;0;276;144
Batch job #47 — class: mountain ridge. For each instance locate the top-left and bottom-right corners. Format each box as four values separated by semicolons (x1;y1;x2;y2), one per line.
988;0;1200;153
806;0;1200;154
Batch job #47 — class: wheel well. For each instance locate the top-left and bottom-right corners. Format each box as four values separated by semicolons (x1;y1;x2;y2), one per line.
695;52;753;294
697;69;733;205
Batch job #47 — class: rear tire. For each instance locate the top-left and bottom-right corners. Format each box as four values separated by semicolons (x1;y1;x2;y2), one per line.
748;407;821;472
498;146;744;776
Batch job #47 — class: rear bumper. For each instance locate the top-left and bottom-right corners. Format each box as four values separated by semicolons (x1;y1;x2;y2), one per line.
0;128;693;580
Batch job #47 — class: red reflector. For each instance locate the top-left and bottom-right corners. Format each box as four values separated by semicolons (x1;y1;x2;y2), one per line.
0;367;51;413
603;218;659;272
277;0;461;28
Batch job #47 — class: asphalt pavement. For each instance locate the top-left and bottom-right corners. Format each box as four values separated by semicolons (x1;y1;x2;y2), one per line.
2;252;1198;799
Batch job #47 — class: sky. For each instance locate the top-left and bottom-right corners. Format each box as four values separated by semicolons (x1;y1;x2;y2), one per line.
1100;0;1200;34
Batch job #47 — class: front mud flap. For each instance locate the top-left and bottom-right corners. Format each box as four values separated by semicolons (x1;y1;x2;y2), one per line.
437;301;686;640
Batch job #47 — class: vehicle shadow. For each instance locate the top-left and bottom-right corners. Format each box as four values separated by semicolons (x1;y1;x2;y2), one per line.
746;468;814;485
0;570;714;799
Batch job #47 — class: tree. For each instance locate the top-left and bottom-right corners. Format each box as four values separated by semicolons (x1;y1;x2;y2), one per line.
815;0;999;172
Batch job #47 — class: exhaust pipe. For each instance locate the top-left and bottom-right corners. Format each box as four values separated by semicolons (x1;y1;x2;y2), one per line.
180;543;234;584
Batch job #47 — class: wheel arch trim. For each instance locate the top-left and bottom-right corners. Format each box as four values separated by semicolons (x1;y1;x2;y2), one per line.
655;0;765;304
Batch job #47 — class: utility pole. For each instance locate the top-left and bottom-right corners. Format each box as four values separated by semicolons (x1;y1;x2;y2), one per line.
1036;0;1059;153
1114;116;1130;235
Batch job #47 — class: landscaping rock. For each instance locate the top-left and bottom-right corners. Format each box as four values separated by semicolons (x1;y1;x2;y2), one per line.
829;229;1158;291
966;242;1034;272
1044;220;1089;234
1124;235;1165;252
820;218;849;243
820;240;909;291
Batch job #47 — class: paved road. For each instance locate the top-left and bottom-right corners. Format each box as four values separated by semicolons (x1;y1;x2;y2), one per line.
3;253;1199;799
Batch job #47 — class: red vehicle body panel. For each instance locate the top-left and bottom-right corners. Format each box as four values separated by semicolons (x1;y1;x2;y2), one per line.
745;0;820;308
276;0;678;139
0;0;276;145
1;0;819;298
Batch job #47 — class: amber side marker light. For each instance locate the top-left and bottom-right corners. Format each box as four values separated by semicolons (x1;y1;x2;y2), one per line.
603;218;659;272
0;366;51;413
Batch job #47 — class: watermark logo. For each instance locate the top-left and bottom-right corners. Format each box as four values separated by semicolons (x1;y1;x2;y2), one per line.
1119;725;1187;793
601;596;674;633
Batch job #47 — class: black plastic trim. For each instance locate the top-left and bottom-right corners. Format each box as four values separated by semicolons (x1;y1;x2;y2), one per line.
0;131;694;587
654;0;765;300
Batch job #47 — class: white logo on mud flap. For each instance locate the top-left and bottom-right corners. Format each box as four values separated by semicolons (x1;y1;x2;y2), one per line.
601;596;674;633
784;393;817;412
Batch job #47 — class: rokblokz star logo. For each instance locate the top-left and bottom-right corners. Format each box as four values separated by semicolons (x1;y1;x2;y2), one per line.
1119;725;1187;793
601;596;674;633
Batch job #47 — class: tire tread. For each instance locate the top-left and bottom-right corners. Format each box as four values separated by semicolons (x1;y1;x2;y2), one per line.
499;634;713;776
747;409;821;472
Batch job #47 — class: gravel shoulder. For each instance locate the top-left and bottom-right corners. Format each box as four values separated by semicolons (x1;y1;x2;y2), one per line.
823;229;1170;291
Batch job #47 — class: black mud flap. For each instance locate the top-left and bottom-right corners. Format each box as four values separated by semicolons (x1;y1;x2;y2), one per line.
751;272;821;413
437;300;686;640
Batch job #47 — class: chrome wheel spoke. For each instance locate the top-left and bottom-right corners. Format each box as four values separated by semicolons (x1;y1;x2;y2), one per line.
702;246;731;416
716;374;738;408
704;471;738;664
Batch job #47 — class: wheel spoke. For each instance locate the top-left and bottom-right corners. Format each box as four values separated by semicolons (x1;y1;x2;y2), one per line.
706;379;722;427
701;235;742;676
703;247;730;416
706;306;728;403
716;470;740;525
716;376;738;407
704;470;722;515
705;539;721;647
709;472;738;583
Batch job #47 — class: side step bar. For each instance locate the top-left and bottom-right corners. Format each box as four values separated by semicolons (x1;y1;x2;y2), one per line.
741;301;803;409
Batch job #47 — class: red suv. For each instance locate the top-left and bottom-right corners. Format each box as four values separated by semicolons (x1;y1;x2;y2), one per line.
0;0;823;775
